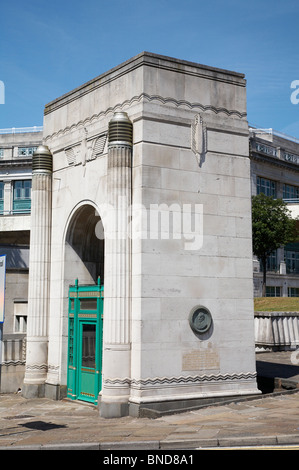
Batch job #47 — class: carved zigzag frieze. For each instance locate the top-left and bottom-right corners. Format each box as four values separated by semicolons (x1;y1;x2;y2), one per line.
44;93;247;142
104;371;257;389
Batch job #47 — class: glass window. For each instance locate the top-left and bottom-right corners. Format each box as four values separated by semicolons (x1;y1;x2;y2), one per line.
267;250;278;272
285;250;299;274
0;149;3;158
68;318;74;366
256;176;277;198
283;184;299;201
23;180;31;198
80;298;97;310
18;147;37;156
81;323;96;369
288;287;299;297
13;180;31;213
259;250;278;272
0;182;4;214
266;286;281;297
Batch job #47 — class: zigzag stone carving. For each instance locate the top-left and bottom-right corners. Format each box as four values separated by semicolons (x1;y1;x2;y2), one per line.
104;371;257;389
44;93;247;142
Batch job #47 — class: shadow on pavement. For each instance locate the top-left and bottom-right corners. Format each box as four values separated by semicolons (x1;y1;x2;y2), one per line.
19;421;67;432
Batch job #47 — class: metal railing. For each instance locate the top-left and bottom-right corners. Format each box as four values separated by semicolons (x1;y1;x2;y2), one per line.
284;198;299;204
0;209;31;216
0;126;43;135
249;125;299;144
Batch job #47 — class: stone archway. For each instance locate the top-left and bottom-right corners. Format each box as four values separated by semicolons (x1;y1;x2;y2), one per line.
63;204;105;404
64;204;104;287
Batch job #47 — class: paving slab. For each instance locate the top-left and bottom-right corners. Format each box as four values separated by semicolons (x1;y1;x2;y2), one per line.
0;351;298;450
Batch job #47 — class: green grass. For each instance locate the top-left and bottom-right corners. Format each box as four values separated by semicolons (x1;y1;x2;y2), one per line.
254;297;299;312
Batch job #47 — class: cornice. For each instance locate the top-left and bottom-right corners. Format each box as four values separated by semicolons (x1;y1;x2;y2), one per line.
0;158;32;169
250;151;299;172
44;52;246;116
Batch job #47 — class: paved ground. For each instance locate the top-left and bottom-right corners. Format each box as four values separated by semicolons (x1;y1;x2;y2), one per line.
0;351;298;451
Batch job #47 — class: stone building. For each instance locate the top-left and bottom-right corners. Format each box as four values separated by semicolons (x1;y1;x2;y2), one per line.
0;127;42;392
249;127;299;297
18;52;260;416
2;120;298;393
250;128;299;353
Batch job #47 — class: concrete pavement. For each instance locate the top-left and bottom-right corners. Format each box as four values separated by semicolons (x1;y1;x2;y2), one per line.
0;351;298;450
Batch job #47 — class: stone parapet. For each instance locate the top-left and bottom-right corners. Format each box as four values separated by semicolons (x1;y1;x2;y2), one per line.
255;311;299;351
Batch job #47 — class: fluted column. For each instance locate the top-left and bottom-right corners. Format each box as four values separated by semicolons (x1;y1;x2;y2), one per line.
23;145;52;398
100;112;132;418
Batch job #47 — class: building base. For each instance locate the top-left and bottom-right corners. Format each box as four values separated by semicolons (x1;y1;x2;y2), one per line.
98;395;129;418
128;392;262;419
97;386;261;418
22;382;67;400
22;383;45;399
45;383;67;400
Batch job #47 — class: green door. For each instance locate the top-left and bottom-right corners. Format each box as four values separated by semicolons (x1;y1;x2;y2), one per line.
67;278;103;405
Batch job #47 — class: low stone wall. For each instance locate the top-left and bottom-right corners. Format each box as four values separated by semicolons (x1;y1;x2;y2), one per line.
0;335;26;393
255;311;299;352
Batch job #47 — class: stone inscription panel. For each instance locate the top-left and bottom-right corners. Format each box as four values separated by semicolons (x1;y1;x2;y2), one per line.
182;348;220;371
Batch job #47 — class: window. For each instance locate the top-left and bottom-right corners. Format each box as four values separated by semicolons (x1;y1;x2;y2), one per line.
0;149;3;158
80;298;98;310
14;301;28;333
266;286;281;297
81;323;96;369
288;287;299;297
285;249;299;274
256;176;277;198
283;184;299;202
0;181;3;214
259;250;278;272
18;147;37;157
266;251;278;272
13;180;31;213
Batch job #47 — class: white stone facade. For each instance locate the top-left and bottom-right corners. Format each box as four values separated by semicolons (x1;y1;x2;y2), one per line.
23;53;260;415
0;129;42;393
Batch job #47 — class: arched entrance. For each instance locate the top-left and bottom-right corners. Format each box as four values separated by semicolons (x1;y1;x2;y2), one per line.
64;204;105;405
64;204;104;286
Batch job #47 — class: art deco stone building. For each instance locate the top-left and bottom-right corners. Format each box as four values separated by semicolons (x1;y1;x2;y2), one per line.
16;52;260;416
1;53;299;414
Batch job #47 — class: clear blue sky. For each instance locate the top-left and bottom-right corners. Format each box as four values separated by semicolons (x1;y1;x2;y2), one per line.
1;0;299;139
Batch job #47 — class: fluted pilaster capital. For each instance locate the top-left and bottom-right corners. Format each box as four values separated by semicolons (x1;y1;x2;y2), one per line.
32;145;53;174
108;112;133;149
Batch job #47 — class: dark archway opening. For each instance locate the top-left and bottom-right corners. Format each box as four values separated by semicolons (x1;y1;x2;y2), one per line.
65;204;104;286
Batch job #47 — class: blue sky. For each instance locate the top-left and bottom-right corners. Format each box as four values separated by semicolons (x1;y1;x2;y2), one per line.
1;0;299;139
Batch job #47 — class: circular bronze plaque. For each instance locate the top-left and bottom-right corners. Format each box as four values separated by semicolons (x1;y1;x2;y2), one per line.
189;306;212;334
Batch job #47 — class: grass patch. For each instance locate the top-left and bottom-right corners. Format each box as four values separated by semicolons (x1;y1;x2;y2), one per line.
254;297;299;312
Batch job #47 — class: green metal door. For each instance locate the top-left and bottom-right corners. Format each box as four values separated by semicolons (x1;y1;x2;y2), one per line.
67;278;104;405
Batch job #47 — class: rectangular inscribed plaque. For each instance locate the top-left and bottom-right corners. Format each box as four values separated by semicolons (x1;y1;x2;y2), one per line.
182;349;220;371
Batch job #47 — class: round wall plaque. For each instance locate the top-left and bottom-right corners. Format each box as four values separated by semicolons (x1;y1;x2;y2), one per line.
189;305;212;334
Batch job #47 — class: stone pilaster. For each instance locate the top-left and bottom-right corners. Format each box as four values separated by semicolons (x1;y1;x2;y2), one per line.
99;112;132;418
22;145;52;398
3;180;12;214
